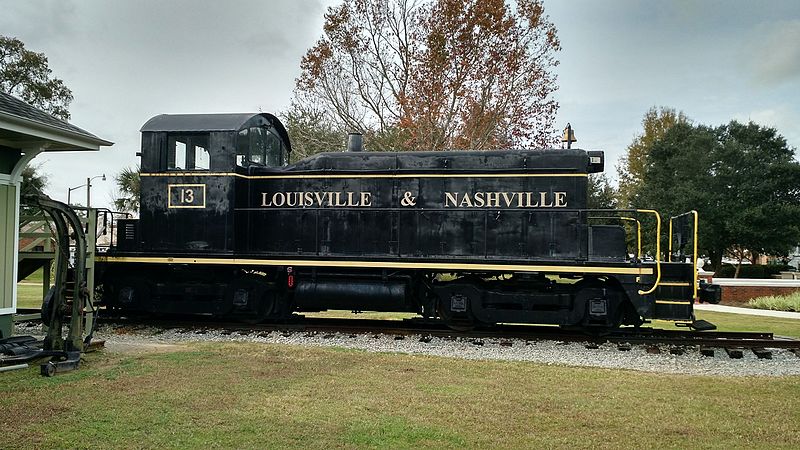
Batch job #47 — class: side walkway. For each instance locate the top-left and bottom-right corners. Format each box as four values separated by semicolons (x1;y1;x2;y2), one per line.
694;303;800;320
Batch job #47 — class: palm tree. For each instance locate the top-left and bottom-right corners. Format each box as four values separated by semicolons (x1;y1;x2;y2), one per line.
113;166;140;214
18;164;48;215
20;164;47;197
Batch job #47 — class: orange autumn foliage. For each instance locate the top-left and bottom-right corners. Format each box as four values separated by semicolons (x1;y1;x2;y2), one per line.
295;0;560;151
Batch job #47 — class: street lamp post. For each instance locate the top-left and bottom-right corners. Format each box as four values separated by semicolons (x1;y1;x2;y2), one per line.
67;174;105;207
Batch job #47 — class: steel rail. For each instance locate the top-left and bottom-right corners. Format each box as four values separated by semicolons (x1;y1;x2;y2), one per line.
75;315;800;351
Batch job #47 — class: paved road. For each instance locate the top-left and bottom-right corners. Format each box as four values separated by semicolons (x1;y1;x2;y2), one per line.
694;303;800;320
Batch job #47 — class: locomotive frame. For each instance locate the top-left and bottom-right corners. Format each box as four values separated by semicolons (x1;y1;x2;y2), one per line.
96;113;719;330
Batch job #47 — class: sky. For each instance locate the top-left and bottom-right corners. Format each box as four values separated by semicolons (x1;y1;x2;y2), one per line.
1;0;798;209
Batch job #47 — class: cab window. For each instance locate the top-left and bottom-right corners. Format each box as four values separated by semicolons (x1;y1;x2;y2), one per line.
167;135;209;171
236;125;286;167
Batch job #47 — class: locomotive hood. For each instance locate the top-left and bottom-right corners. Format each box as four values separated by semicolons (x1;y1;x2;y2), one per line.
263;148;604;175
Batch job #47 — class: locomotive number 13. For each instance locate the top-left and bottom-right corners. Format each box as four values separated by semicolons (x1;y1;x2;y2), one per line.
168;184;206;209
179;189;194;203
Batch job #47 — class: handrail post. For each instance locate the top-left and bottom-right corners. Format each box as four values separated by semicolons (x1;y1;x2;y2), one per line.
668;217;673;262
692;210;698;300
636;219;642;261
668;210;700;300
636;209;661;295
586;215;643;261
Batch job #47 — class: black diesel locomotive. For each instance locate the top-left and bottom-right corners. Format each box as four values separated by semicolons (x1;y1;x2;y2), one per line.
97;113;717;329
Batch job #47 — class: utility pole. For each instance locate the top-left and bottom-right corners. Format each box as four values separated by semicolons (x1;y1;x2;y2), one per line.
67;174;105;206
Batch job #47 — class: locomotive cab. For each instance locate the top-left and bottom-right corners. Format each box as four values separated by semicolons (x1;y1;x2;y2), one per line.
139;113;291;173
123;113;291;254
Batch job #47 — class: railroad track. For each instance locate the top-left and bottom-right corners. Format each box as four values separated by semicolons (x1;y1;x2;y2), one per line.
16;309;800;357
104;316;800;355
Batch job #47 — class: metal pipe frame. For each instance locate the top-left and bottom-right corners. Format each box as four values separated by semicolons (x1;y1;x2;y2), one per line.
588;216;642;260
669;210;699;300
634;209;662;295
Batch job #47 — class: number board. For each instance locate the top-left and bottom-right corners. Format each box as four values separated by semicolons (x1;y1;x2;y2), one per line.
168;184;206;209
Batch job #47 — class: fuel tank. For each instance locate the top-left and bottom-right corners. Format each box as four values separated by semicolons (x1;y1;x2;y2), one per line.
293;279;409;312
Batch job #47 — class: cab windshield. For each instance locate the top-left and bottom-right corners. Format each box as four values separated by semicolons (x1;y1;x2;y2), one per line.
236;125;286;167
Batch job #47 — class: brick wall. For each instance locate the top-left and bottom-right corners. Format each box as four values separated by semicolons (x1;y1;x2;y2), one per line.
720;285;800;305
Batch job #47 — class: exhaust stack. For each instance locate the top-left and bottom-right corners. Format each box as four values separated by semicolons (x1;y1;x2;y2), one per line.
346;133;363;152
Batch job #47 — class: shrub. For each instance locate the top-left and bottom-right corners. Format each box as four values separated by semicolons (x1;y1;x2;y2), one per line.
715;264;791;279
747;292;800;312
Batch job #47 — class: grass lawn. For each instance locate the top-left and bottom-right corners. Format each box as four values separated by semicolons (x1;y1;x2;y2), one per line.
1;342;798;449
16;267;46;309
21;267;44;283
15;283;44;309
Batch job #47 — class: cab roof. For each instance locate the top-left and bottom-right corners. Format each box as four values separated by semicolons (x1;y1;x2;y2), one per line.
140;112;291;152
141;113;276;132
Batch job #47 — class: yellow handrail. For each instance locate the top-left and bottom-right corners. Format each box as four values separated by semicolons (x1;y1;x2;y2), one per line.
668;210;699;300
636;209;661;295
668;218;673;263
692;210;698;300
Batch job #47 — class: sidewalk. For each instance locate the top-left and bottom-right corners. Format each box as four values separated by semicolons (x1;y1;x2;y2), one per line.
694;303;800;320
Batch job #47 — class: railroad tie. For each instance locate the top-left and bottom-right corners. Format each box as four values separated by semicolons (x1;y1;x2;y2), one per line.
751;348;772;359
724;347;744;359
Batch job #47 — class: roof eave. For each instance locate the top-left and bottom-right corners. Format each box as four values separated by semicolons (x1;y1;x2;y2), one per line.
0;110;114;151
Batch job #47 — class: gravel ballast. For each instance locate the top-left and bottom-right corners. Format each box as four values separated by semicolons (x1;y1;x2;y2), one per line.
14;322;800;377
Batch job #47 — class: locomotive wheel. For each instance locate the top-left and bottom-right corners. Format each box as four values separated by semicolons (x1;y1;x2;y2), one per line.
113;277;152;311
225;275;278;324
436;294;476;332
572;279;626;330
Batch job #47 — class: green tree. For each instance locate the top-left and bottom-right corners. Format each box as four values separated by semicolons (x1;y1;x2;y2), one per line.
295;0;561;151
2;36;72;200
113;166;141;214
617;106;689;208
587;173;617;210
632;122;718;261
714;121;800;272
633;121;800;273
0;35;73;120
281;104;345;162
